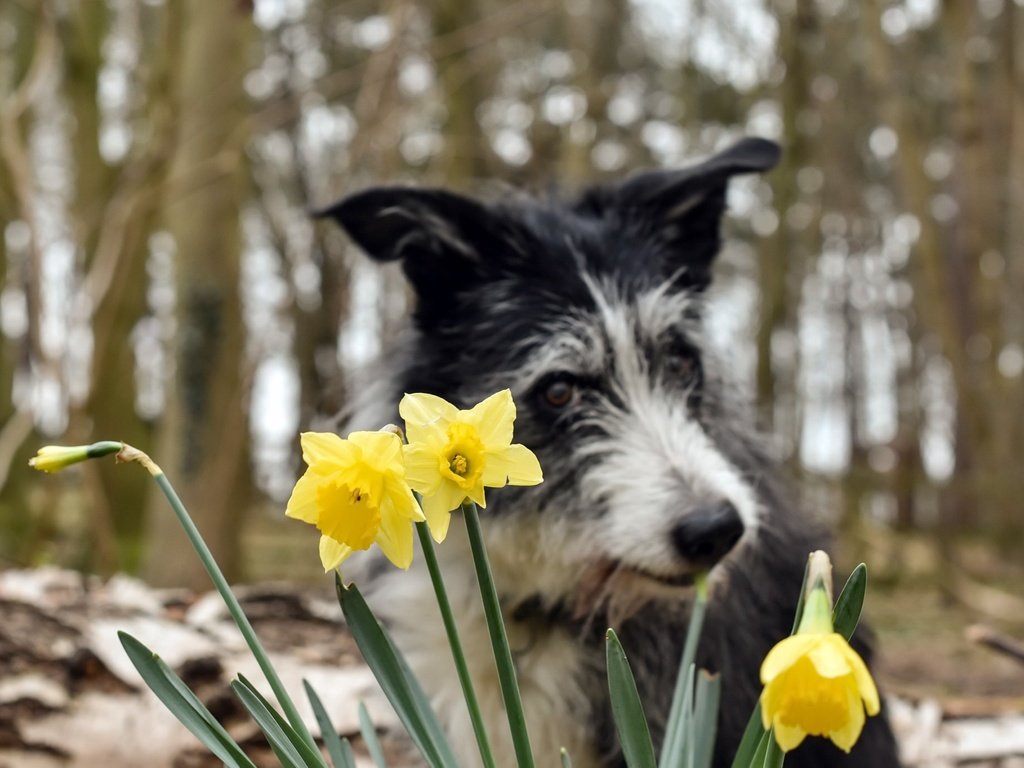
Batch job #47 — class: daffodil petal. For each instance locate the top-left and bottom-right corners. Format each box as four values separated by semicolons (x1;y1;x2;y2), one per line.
384;475;425;522
761;674;790;729
760;634;820;683
403;443;444;495
466;483;487;509
376;509;414;569
350;431;404;474
422;483;465;541
319;536;352;571
844;645;881;715
424;503;452;543
300;432;354;467
483;443;543;487
828;685;866;753
772;720;808;752
464;389;515;446
285;470;321;524
400;393;457;444
808;635;853;678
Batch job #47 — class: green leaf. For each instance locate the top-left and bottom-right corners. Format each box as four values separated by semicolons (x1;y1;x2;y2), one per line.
832;563;867;640
118;632;257;768
690;672;720;768
560;747;573;768
359;701;388;768
728;703;766;768
659;664;693;768
232;678;316;768
660;586;707;768
606;629;657;768
304;680;354;768
336;576;457;768
761;730;785;768
236;674;327;767
382;620;458;762
681;665;695;768
339;738;357;768
749;731;771;767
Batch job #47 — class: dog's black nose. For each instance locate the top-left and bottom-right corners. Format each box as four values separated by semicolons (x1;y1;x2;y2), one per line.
672;502;744;567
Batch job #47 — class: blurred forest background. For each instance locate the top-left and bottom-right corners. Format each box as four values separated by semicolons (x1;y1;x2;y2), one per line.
1;0;1023;695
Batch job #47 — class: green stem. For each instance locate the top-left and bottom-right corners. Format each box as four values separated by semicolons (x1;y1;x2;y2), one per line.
86;440;125;459
416;521;497;768
461;501;535;768
150;471;320;757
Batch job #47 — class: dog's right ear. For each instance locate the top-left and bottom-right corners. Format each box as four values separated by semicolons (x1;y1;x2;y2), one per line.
314;187;500;325
607;137;781;290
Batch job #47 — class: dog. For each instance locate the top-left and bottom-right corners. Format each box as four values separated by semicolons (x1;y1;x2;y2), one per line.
317;137;901;767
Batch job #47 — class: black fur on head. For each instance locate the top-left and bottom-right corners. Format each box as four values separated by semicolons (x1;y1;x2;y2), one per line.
315;137;779;327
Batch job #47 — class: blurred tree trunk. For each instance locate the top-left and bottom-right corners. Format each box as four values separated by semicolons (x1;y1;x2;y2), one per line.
63;2;112;246
944;1;1002;531
143;1;252;588
60;0;122;573
78;3;184;574
558;0;627;185
433;0;493;185
757;0;814;435
999;0;1024;541
863;0;976;587
0;0;53;558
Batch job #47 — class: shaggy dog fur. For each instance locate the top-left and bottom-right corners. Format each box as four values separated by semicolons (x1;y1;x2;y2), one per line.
318;137;901;768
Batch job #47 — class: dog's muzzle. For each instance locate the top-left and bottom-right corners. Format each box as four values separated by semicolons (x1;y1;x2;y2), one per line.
671;501;744;568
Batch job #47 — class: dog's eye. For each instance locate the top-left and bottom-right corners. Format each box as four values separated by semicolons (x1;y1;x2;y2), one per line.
664;353;697;379
543;379;576;408
662;340;703;385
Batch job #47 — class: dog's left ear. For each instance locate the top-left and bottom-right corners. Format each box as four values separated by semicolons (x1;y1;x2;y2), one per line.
614;137;780;289
313;186;509;328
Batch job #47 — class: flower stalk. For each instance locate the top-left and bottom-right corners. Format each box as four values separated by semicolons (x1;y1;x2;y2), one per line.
462;500;535;768
415;520;496;768
119;445;321;756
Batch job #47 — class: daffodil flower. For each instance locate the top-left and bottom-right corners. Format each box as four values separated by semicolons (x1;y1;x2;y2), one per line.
400;389;543;542
759;584;881;753
286;430;423;571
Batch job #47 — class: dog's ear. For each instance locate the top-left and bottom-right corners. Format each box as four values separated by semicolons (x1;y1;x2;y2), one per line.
314;187;500;325
614;137;780;289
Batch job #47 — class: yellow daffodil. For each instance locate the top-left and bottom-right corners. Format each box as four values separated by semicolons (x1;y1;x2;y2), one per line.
399;389;543;542
286;430;423;571
760;581;880;753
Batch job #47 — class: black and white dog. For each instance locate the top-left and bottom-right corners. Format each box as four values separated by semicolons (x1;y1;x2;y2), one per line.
319;138;900;767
